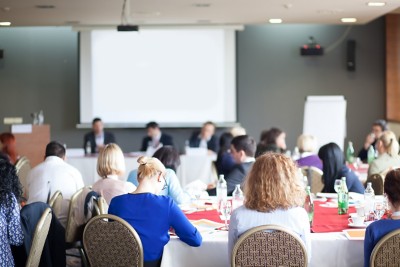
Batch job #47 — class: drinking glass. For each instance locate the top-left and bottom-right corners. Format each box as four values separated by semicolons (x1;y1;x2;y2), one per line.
334;179;342;193
219;200;232;229
374;200;385;220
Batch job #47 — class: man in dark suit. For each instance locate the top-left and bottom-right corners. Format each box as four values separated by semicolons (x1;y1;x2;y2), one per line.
189;121;218;153
83;118;116;154
140;121;174;151
208;135;256;196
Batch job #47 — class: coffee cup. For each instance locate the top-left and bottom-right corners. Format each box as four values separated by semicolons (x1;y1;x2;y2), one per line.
349;215;365;226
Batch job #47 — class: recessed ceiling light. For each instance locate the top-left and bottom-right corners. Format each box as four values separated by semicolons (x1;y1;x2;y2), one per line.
341;18;357;23
269;18;283;24
194;3;211;8
35;5;55;9
0;22;11;26
367;2;386;7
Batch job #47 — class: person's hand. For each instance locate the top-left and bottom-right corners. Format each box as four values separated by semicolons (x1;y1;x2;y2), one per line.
364;133;375;150
207;182;216;190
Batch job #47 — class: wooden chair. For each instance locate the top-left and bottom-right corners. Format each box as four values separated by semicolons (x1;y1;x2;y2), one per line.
370;229;400;267
25;208;52;267
231;224;308;267
366;173;384;195
15;156;31;197
83;214;144;267
301;166;324;194
48;190;63;219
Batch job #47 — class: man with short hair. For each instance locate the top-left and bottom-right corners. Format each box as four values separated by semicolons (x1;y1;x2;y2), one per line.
140;121;174;151
83;118;116;154
189;121;218;153
358;119;387;162
27;141;84;227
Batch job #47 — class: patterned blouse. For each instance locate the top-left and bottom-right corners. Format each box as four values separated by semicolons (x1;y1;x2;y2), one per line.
0;194;24;266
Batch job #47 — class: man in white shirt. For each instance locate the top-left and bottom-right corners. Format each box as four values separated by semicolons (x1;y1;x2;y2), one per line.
27;141;84;227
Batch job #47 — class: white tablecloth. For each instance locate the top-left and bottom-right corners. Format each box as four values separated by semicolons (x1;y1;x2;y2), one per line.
161;231;364;267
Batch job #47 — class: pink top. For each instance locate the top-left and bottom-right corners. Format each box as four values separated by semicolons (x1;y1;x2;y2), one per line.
92;175;136;204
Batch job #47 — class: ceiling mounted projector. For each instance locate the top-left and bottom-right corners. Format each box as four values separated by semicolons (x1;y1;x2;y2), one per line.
300;36;323;56
117;25;139;31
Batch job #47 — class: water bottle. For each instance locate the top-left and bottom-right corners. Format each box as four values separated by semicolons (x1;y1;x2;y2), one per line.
338;177;349;215
367;146;375;164
364;182;375;221
216;175;227;210
346;141;355;163
85;141;91;155
232;184;244;210
292;146;300;160
304;186;314;227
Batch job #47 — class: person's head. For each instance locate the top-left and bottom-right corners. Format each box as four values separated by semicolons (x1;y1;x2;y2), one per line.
218;132;233;154
376;130;399;156
152;146;181;172
0;159;23;205
97;143;125;178
45;141;66;159
260;128;286;150
137;156;167;193
230;135;256;163
0;133;17;164
384;169;400;210
318;142;344;193
372;119;387;139
230;126;246;137
92;118;104;135
200;121;216;140
244;153;304;212
297;134;318;154
146;121;161;138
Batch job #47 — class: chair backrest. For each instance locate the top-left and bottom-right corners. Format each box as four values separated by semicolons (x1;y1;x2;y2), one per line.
65;187;85;243
15;156;31;197
93;196;109;216
370;228;400;267
48;190;63;219
366;173;384;195
301;166;324;194
231;224;308;267
83;214;144;267
25;208;52;267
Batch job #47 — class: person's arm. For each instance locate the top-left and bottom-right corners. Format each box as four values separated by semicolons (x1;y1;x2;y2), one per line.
364;225;374;267
166;170;190;204
368;160;379;177
347;172;365;194
7;195;24;246
228;209;239;262
169;201;202;247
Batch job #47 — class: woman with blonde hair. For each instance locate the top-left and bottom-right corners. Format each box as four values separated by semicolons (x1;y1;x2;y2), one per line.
368;130;400;176
228;153;311;260
92;143;136;204
109;156;202;267
296;134;322;170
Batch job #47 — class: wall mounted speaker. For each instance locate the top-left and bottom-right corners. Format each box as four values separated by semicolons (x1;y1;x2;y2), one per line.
347;40;356;71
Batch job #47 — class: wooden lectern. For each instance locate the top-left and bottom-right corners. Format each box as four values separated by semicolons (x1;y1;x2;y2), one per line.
14;125;50;167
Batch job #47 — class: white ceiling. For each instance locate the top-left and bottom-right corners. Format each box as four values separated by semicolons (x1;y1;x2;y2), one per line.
0;0;400;27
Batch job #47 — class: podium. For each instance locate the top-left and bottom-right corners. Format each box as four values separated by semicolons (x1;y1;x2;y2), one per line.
13;125;50;167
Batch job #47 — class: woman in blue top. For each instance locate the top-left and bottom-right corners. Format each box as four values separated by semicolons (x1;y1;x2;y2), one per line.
0;159;24;266
364;169;400;267
109;156;202;267
318;142;364;194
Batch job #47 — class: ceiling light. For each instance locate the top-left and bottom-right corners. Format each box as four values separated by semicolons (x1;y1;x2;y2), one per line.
341;18;357;23
367;2;386;7
194;3;211;8
0;22;11;26
35;5;55;9
269;18;283;24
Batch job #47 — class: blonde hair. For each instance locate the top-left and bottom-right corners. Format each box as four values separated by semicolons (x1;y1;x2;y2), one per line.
244;153;305;212
297;134;317;153
379;131;399;157
137;156;166;181
230;126;246;137
97;143;125;178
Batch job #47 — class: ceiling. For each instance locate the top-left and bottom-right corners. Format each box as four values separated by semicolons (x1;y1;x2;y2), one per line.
1;0;400;27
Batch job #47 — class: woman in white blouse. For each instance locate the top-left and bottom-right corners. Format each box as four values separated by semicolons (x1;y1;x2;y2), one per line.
228;152;311;261
92;143;136;204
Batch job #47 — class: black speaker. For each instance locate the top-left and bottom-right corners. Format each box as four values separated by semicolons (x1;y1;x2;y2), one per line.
0;50;3;59
347;40;356;71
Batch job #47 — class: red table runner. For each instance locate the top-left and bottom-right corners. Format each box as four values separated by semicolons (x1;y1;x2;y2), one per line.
186;209;224;224
312;201;356;233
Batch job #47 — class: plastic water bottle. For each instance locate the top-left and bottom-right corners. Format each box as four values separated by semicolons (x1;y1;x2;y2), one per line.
338;177;349;215
364;182;375;221
367;146;375;164
232;184;244;210
85;141;91;155
346;141;355;163
304;186;314;227
216;175;227;210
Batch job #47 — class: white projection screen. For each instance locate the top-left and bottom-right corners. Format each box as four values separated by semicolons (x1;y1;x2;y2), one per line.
79;28;237;125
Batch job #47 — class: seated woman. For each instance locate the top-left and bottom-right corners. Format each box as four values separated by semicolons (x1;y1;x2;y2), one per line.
0;133;19;164
92;143;136;204
318;142;364;194
215;132;235;176
364;169;400;267
255;127;287;158
368;130;400;177
127;146;190;204
296;134;322;170
0;159;24;266
228;153;311;261
109;156;202;267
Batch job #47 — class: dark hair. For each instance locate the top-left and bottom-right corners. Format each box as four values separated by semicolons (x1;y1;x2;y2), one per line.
384;169;400;208
146;121;159;129
231;135;256;157
373;119;388;131
203;121;216;128
260;127;283;145
45;141;66;158
92;117;102;125
152;146;180;172
318;142;345;193
0;159;23;205
218;132;233;155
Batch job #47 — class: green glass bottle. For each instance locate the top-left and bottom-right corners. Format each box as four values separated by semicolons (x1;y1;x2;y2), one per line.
367;145;375;164
346;141;355;164
338;177;349;215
